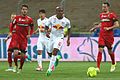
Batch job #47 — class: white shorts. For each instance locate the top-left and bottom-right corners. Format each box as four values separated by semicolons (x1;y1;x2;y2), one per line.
47;37;64;53
37;37;49;51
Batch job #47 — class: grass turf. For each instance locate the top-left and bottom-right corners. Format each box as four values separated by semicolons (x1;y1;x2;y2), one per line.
0;61;120;80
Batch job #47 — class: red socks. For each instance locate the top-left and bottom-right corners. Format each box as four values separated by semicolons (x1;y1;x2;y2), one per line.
97;51;102;69
14;56;18;67
109;53;115;65
8;52;12;67
19;57;25;69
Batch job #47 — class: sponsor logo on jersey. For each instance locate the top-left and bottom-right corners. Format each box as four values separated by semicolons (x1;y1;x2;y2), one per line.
101;19;110;22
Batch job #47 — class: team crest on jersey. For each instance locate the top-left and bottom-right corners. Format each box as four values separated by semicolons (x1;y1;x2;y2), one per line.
53;24;63;30
39;24;45;32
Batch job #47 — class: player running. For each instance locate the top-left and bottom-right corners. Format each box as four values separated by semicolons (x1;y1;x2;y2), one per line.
46;6;71;76
90;2;119;72
9;4;34;73
5;13;16;71
34;9;49;71
5;13;31;72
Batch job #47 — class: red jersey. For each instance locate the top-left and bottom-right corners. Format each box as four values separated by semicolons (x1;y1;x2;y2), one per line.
8;23;18;50
99;12;117;36
10;15;34;40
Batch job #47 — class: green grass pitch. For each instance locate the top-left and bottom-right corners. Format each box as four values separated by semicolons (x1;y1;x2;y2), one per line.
0;61;120;80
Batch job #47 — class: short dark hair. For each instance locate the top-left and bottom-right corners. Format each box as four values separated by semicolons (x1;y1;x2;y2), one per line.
39;9;46;13
103;2;110;7
21;4;29;9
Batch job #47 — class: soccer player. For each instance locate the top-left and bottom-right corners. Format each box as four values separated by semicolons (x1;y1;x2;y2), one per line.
34;9;49;71
90;2;119;72
46;6;71;76
9;4;34;73
5;13;16;71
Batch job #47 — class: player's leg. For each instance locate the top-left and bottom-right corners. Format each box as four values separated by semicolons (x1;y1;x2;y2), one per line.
47;38;63;76
36;50;43;71
106;39;116;72
54;51;62;67
5;49;13;71
107;48;116;72
13;48;19;72
96;37;104;72
25;53;31;62
47;48;59;76
96;47;104;72
17;51;30;62
36;40;43;71
47;51;61;67
5;40;14;71
17;40;27;73
17;49;26;73
46;38;62;67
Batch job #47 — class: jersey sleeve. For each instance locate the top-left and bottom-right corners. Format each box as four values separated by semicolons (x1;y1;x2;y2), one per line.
29;18;34;35
9;16;17;33
66;19;71;29
37;19;40;26
46;17;52;29
111;12;118;22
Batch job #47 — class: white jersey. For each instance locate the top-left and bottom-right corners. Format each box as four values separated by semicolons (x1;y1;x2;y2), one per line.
47;15;71;39
37;17;49;50
37;17;48;38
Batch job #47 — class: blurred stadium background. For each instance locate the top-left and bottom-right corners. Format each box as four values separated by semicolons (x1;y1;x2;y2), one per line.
0;0;120;34
1;0;120;80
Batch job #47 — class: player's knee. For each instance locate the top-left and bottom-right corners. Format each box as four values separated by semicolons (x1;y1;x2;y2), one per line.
38;50;42;55
99;47;103;53
13;48;19;56
8;49;13;53
52;48;59;56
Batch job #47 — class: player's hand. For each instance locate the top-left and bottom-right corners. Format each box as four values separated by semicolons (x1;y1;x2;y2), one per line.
46;33;50;38
33;31;36;34
90;28;96;32
4;38;8;42
104;27;110;31
4;33;12;42
27;35;31;39
67;39;70;46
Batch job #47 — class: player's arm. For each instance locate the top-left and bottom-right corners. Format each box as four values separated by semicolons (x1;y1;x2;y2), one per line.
66;19;71;46
104;13;119;31
45;19;52;38
90;22;101;32
27;23;34;38
27;19;34;38
104;20;119;31
5;19;16;42
33;28;39;34
9;17;17;34
4;32;12;42
67;28;71;46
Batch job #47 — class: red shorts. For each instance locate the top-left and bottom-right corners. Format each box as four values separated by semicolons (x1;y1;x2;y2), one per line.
98;35;114;49
18;37;27;51
8;33;19;51
8;33;27;51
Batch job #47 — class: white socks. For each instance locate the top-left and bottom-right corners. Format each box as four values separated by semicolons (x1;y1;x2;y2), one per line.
48;55;56;70
37;55;42;68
